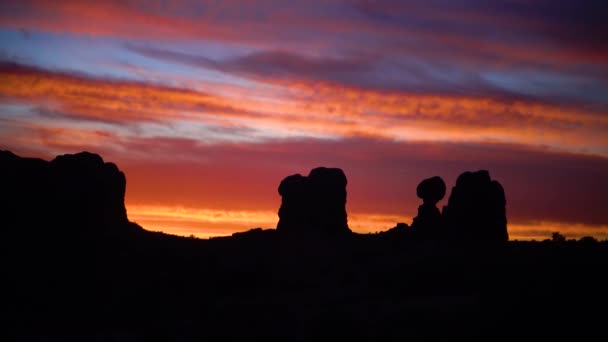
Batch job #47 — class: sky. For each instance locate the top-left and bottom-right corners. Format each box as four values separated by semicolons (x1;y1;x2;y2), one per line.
1;0;607;240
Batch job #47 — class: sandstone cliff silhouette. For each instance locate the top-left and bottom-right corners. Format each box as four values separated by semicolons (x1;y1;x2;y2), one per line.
1;150;509;243
442;170;508;242
277;167;351;236
407;172;508;242
0;150;139;239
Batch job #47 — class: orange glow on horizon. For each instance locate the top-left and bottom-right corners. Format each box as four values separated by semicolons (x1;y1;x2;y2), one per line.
126;204;608;241
127;204;413;238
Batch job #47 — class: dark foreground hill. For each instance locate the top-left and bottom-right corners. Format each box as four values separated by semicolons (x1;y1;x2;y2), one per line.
2;151;607;341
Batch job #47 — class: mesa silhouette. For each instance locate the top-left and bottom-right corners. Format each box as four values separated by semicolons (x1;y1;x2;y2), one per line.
278;167;350;236
1;150;141;240
2;150;606;341
2;150;507;242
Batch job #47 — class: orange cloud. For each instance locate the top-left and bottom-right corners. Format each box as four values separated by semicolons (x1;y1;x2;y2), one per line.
1;63;607;156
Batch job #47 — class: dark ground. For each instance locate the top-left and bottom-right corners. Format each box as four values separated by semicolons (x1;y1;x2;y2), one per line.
4;225;608;341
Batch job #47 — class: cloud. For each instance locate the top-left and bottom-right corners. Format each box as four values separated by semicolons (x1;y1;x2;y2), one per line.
3;1;607;113
127;44;608;109
351;0;608;62
2;62;607;157
3;1;607;65
2;0;608;96
127;44;379;90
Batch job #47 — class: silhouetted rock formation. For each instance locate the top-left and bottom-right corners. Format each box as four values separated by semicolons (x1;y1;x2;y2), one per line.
5;150;606;341
442;170;508;242
277;167;350;236
411;176;446;237
1;150;133;236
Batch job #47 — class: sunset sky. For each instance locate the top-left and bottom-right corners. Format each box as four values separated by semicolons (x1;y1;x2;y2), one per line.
1;0;607;240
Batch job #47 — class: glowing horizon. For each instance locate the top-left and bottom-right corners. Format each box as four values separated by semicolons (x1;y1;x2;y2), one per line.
126;203;608;241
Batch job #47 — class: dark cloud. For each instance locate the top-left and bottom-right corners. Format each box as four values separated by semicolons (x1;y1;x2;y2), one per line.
353;0;608;54
127;44;373;82
229;50;373;78
475;0;608;52
127;43;608;110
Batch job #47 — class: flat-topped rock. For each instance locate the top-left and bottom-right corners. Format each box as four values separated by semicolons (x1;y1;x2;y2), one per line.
1;150;131;236
442;170;508;242
277;167;350;236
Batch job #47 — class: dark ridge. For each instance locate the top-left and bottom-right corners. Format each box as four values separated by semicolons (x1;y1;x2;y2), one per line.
2;150;606;341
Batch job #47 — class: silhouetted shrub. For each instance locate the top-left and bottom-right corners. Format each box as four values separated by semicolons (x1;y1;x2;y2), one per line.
551;232;566;243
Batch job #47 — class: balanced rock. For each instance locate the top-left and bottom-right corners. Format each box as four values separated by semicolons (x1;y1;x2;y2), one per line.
411;176;446;236
277;167;350;236
417;176;446;205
